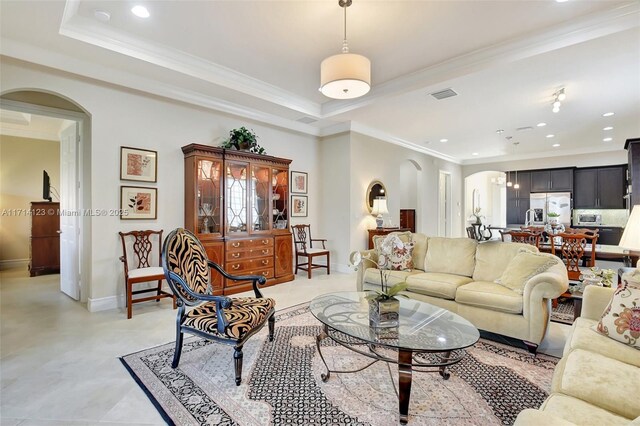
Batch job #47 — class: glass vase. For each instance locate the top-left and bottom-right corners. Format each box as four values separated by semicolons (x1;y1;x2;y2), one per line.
368;297;399;328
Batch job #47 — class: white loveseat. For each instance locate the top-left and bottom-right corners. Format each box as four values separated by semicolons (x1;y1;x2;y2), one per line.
514;285;640;425
355;234;569;351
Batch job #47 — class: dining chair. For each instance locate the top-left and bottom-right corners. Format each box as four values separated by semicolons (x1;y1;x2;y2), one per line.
291;224;330;279
119;229;176;319
551;232;589;281
162;228;275;386
466;226;476;239
500;230;541;248
565;228;599;267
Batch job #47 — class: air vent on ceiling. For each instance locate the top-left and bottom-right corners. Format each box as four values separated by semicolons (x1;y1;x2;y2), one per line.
516;126;534;132
296;116;317;124
429;88;458;100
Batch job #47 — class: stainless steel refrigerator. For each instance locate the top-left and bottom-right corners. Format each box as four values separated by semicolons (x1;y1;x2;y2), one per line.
529;192;572;226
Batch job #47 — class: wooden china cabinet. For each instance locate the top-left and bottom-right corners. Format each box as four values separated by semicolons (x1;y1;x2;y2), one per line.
182;144;294;295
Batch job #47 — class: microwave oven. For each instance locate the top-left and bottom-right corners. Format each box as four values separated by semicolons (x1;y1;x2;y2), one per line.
577;213;602;225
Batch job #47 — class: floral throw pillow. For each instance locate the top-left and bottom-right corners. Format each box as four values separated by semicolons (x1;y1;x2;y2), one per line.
377;235;415;271
595;280;640;349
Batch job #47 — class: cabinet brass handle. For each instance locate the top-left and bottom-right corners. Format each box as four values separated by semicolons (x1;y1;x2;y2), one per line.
231;253;240;258
262;271;268;276
262;239;269;245
262;249;269;255
232;264;240;270
262;260;269;265
232;242;240;248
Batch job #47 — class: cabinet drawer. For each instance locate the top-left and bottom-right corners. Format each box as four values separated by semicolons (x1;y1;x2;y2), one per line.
225;259;254;273
226;237;274;251
226;247;273;261
225;267;274;287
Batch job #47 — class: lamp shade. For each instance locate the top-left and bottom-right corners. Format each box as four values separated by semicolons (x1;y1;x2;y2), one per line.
320;53;371;99
371;198;388;216
619;205;640;250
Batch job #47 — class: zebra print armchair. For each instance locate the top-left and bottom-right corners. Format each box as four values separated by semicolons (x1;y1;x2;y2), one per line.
161;228;275;386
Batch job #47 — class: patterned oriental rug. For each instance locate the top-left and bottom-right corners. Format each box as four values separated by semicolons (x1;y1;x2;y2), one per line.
121;304;558;426
550;299;575;325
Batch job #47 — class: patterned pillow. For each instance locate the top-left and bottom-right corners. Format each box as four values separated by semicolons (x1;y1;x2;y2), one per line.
595;280;640;349
376;233;415;271
495;249;557;295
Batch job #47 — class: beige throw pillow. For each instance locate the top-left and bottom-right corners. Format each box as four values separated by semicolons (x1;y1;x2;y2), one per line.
495;250;557;295
595;280;640;349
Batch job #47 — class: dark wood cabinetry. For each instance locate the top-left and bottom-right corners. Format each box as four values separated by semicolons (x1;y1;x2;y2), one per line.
574;166;626;209
531;169;573;192
29;201;60;277
506;171;531;225
183;144;294;295
399;209;416;233
579;226;623;246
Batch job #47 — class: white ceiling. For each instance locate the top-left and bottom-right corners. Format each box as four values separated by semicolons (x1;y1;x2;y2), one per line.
1;0;639;163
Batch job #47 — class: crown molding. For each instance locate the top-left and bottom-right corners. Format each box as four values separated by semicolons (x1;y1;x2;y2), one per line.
1;39;322;137
321;2;640;118
59;0;322;118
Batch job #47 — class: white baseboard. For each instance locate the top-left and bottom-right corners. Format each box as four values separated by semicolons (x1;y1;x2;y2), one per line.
332;263;352;274
87;295;124;312
0;259;29;270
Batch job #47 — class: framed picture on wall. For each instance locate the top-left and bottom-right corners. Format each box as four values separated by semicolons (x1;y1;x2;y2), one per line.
291;195;308;217
120;147;157;182
291;171;308;194
121;186;157;220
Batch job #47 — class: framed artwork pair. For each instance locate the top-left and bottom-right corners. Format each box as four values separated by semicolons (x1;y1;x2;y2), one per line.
120;147;158;220
291;171;308;217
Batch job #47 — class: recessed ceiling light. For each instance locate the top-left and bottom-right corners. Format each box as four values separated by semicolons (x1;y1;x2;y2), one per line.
472;152;479;156
131;5;150;18
94;10;111;22
602;112;615;117
555;0;569;2
552;143;560;148
603;137;613;142
537;122;546;127
546;134;555;138
603;126;614;131
496;129;504;134
440;138;448;143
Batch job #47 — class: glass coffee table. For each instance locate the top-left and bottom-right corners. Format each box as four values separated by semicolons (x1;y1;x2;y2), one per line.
310;292;480;424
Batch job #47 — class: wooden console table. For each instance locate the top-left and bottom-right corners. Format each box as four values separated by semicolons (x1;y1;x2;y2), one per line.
368;228;411;249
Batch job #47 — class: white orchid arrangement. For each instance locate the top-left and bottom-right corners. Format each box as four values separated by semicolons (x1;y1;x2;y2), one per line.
349;234;409;301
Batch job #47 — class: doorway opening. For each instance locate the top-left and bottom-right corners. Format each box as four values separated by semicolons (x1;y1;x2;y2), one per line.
463;171;507;231
438;171;452;237
399;159;422;232
1;90;91;303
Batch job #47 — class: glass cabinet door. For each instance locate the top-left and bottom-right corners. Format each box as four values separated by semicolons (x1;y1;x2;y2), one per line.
226;161;248;233
196;158;222;235
272;168;288;230
251;165;271;232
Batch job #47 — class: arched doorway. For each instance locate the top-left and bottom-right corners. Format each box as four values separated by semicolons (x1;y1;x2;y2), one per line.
1;90;91;302
464;171;507;230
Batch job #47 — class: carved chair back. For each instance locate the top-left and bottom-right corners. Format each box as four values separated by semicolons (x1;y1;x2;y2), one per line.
119;230;163;274
466;226;476;239
291;224;314;253
162;228;212;306
500;230;541;248
552;232;588;280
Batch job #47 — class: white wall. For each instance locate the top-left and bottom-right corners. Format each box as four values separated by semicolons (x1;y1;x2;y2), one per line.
0;135;60;262
464;171;506;228
400;160;418;211
1;58;320;308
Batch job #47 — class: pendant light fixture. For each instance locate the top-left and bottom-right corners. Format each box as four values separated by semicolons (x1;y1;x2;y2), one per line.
513;142;520;189
506;170;513;187
320;0;371;99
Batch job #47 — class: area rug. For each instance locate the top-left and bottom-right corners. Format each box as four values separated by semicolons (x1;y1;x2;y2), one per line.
550;299;575;325
121;304;558;426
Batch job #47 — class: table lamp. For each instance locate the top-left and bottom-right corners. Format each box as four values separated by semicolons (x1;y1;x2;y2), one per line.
371;197;388;229
619;205;640;270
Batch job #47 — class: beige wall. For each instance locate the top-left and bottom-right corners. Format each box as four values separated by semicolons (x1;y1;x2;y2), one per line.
0;135;60;261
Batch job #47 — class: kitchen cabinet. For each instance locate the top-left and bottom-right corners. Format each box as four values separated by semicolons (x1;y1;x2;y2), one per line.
580;226;624;246
182;144;294;295
531;169;573;192
574;166;625;209
506;197;530;226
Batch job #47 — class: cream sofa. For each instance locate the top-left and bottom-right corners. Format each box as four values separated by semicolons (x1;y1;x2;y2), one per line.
514;285;640;425
356;234;569;351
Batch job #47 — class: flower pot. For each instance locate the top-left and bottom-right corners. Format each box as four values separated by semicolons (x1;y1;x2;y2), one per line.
548;217;559;225
368;296;399;328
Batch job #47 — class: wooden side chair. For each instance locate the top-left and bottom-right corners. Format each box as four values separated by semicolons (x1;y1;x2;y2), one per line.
162;228;275;386
466;226;476;239
119;230;176;319
291;224;330;279
500;230;541;249
551;232;589;281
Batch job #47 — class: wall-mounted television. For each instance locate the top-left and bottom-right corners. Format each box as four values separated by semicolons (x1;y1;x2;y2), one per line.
43;170;52;202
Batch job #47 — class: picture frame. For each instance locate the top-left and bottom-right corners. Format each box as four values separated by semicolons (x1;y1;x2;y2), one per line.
291;171;308;194
121;186;157;220
120;146;157;182
291;195;308;217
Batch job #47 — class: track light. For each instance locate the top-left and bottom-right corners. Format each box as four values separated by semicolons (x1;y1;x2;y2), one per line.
551;88;565;113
